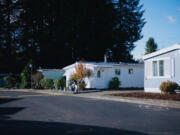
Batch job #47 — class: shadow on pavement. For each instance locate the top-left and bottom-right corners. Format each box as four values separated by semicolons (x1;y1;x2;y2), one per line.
0;98;24;121
0;98;21;104
0;119;149;135
0;97;149;135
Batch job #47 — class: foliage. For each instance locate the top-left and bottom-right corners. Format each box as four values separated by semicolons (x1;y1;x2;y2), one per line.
145;37;158;54
71;62;92;80
54;78;66;90
21;60;32;88
40;78;54;89
31;72;44;89
160;81;178;94
108;77;121;89
3;75;16;88
15;82;21;89
77;81;86;90
0;0;145;73
68;78;77;86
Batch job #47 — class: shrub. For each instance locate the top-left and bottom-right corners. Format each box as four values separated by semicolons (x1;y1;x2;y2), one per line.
160;81;178;94
40;78;53;89
0;78;8;88
15;82;21;89
54;78;61;90
3;75;16;88
108;77;121;89
31;72;44;89
77;80;86;90
54;78;66;90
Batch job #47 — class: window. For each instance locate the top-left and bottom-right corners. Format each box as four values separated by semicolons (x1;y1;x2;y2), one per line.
153;61;157;76
128;69;133;74
151;59;166;77
115;69;120;75
159;60;164;76
97;70;101;78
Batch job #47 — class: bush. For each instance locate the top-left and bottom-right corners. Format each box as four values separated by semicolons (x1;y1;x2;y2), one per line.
108;77;121;89
3;75;16;88
40;78;54;89
77;80;86;90
31;72;44;89
15;82;21;89
0;78;8;88
160;81;178;94
54;78;66;90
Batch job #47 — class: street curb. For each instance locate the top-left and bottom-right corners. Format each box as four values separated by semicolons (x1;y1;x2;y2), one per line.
81;95;180;109
1;89;180;109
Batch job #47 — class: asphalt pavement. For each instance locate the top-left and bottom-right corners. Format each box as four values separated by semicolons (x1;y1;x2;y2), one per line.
0;90;180;135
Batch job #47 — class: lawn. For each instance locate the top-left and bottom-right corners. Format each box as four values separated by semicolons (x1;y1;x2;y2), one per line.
107;92;180;101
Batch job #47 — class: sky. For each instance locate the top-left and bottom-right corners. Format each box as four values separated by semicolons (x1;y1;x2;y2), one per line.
132;0;180;59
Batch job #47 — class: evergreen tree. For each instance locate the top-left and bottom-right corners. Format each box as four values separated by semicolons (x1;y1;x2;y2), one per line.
145;37;158;54
0;0;21;72
0;0;146;73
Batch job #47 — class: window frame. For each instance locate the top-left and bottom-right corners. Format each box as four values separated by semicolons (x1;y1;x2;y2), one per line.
115;69;121;75
152;61;158;76
159;60;164;76
128;69;133;75
147;57;170;79
97;70;101;78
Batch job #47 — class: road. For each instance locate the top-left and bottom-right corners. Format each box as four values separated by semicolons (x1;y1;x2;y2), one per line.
0;90;180;135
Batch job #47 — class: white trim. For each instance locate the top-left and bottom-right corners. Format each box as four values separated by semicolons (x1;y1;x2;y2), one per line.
143;44;180;60
147;57;170;62
147;76;171;79
63;62;144;70
144;88;161;93
171;58;175;78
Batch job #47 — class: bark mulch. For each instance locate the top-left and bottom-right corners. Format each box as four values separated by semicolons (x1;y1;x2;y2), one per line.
107;92;180;101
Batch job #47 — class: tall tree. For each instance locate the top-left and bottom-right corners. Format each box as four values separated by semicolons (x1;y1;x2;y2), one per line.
111;0;145;62
0;0;146;73
145;37;158;54
0;0;21;72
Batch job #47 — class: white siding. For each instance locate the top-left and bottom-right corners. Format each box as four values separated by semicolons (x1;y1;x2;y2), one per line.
64;63;144;89
164;58;171;77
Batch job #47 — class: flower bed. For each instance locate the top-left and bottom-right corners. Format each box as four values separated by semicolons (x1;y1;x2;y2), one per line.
107;92;180;101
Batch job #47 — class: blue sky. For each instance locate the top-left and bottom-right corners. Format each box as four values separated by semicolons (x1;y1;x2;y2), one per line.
132;0;180;59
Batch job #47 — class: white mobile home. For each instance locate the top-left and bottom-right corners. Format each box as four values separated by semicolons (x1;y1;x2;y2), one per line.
143;44;180;93
63;62;144;89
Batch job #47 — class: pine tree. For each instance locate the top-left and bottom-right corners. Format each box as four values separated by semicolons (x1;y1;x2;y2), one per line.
112;0;146;62
145;37;158;54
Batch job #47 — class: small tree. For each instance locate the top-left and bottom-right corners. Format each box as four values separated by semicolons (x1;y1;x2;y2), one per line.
145;37;158;54
70;62;92;90
71;62;92;80
21;60;32;88
31;72;44;89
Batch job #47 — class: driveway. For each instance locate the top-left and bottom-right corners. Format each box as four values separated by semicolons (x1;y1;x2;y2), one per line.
0;90;180;135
